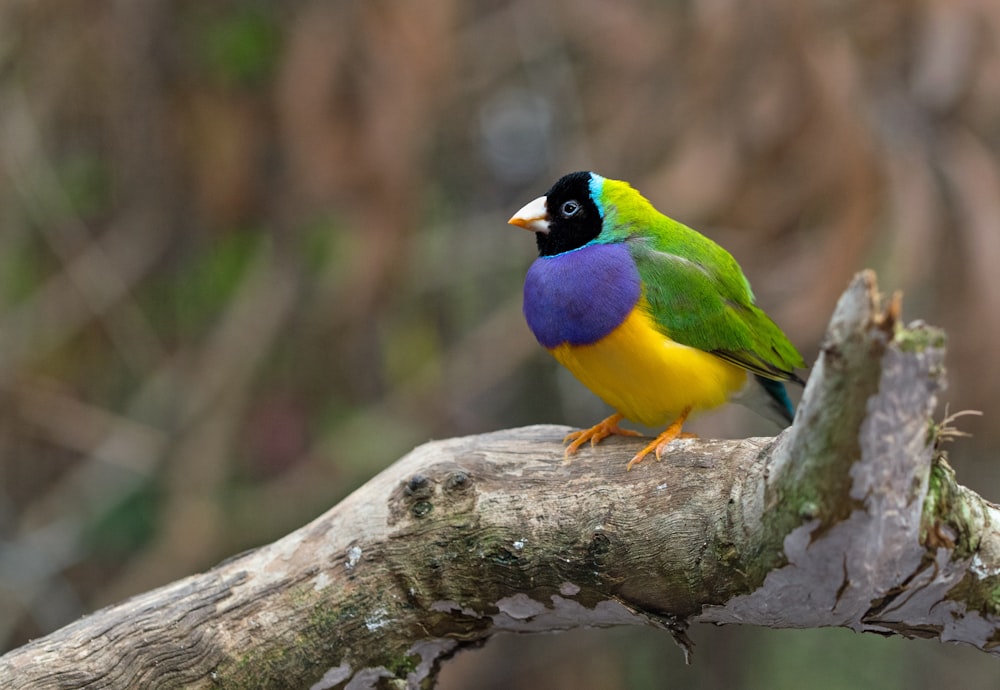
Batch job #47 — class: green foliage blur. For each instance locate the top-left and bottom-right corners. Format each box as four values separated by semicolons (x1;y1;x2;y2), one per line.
2;1;999;687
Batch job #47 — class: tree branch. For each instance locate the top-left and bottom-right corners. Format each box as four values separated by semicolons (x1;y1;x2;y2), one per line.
2;271;998;689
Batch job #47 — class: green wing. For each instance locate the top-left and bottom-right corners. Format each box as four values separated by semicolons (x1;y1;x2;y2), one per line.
627;221;805;382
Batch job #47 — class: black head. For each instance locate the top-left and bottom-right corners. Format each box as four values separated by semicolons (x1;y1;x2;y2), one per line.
509;172;604;257
536;171;603;256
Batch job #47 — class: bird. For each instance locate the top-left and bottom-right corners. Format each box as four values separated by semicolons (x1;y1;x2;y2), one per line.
508;171;805;471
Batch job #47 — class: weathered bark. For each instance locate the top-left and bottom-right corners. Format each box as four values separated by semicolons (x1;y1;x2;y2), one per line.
2;270;998;689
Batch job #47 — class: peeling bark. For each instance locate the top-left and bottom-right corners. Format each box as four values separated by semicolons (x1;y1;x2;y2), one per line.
1;271;998;689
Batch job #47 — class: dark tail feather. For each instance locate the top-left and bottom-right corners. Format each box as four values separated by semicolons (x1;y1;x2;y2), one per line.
753;374;796;426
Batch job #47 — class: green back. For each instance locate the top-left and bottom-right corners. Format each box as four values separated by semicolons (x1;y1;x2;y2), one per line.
595;177;804;381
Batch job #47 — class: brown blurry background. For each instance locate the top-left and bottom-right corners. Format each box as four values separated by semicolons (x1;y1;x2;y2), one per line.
1;1;999;687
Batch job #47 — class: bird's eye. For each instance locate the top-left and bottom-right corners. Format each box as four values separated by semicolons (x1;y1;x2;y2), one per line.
560;200;581;218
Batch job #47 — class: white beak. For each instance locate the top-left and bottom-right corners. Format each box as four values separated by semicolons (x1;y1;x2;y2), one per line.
507;195;550;233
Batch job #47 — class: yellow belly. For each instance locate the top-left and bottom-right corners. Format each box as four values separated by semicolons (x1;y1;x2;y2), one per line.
549;306;748;428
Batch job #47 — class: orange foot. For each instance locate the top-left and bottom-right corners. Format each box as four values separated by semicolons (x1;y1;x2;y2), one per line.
625;407;695;471
562;412;642;464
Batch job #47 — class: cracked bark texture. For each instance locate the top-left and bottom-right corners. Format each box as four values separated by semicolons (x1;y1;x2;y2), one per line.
1;270;998;690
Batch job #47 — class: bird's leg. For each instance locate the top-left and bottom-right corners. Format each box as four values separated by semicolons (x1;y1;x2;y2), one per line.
562;412;642;464
625;407;695;471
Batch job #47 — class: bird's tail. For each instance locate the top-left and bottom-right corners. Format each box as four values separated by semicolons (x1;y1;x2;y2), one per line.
734;374;798;428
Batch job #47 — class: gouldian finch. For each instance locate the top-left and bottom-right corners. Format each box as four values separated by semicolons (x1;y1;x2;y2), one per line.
509;172;805;471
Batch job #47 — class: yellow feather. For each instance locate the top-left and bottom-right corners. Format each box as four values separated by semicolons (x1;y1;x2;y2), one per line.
549;304;748;428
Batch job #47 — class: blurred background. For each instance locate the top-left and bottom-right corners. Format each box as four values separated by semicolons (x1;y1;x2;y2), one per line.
1;0;999;687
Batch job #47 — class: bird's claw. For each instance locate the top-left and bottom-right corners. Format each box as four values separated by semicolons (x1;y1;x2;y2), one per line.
624;408;694;471
562;413;641;464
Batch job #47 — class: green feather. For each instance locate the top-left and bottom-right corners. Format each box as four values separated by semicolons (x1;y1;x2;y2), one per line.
595;177;805;382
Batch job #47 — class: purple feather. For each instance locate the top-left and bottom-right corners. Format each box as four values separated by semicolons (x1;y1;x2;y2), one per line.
523;243;641;348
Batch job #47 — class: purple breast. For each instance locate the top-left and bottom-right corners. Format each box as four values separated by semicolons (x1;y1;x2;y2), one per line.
523;242;641;348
